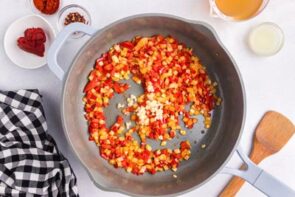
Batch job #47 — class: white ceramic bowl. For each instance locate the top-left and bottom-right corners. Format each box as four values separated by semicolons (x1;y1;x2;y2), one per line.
57;4;91;39
4;15;56;69
27;0;62;15
248;22;284;56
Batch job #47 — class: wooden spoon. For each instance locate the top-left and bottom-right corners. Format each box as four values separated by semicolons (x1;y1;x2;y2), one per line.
219;111;295;197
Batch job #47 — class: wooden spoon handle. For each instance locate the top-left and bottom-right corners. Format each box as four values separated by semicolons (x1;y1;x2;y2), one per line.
219;175;245;197
219;141;272;197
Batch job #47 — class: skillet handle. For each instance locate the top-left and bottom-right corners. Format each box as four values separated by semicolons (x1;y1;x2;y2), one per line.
47;23;96;80
221;147;295;197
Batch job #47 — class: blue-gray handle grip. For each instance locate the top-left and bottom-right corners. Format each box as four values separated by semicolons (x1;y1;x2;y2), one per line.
222;147;295;197
47;23;96;80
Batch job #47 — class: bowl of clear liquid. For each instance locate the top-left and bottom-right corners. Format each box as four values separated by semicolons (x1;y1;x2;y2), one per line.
209;0;269;21
248;22;284;56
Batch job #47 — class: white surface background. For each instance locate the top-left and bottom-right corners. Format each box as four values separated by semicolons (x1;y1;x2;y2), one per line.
1;0;295;196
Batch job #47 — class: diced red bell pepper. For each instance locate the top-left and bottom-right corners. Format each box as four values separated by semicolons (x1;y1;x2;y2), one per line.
113;83;129;94
84;79;99;92
120;41;134;50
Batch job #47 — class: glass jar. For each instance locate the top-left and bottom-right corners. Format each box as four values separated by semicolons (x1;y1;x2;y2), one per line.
209;0;269;21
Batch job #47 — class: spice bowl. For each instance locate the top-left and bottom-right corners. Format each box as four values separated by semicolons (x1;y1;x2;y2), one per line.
27;0;62;15
57;4;91;39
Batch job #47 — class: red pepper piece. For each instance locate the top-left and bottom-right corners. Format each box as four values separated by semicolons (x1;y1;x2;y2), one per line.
24;28;46;44
113;83;129;94
180;141;191;150
84;79;99;92
120;41;134;50
117;116;124;124
17;37;45;57
104;64;113;71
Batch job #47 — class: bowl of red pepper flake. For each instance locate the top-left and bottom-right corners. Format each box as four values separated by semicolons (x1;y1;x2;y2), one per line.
57;4;91;39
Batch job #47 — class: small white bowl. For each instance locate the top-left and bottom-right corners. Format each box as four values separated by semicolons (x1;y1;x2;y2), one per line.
57;4;91;39
248;22;284;56
27;0;62;15
4;15;56;69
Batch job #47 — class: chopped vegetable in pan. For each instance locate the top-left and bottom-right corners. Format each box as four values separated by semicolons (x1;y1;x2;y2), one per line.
83;35;221;175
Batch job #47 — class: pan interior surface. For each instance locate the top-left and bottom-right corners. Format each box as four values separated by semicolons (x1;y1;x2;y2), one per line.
62;15;244;196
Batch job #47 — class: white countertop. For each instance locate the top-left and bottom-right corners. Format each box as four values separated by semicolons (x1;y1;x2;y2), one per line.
1;0;295;196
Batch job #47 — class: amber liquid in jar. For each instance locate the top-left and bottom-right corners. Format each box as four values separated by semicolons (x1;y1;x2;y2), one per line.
215;0;263;20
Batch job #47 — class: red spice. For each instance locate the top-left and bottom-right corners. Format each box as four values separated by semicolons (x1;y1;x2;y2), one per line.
17;28;46;57
33;0;60;15
64;12;86;26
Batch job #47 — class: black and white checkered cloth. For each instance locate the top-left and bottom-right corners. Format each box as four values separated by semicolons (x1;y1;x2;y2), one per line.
0;90;78;197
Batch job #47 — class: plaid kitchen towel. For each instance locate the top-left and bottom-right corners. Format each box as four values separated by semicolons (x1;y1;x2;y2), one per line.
0;90;78;197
